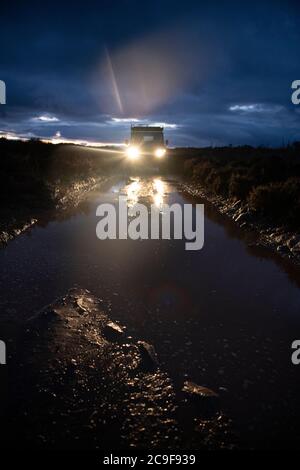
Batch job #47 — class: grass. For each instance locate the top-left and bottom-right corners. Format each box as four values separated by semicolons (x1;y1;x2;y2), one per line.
171;144;300;229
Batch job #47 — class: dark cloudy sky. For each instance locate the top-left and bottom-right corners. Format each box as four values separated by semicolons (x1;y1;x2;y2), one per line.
1;0;300;146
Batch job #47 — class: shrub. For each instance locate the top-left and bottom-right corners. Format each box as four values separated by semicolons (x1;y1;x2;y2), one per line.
229;174;255;199
192;160;213;181
210;168;231;196
183;159;197;176
248;178;300;227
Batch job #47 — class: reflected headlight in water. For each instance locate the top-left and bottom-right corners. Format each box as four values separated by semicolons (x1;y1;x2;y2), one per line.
126;146;140;160
155;147;166;158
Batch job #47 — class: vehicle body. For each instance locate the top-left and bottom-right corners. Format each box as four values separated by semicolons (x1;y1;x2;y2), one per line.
125;126;168;162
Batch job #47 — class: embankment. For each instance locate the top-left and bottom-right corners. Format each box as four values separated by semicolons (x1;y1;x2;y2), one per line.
170;146;300;263
0;139;120;246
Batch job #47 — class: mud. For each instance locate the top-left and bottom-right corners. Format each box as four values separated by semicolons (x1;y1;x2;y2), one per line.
181;180;300;265
0;176;108;248
4;288;233;450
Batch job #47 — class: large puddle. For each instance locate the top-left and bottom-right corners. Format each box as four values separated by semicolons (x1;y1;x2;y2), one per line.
1;176;300;448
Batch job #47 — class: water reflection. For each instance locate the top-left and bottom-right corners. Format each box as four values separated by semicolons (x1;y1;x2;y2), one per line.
123;177;166;211
124;178;141;208
152;178;165;209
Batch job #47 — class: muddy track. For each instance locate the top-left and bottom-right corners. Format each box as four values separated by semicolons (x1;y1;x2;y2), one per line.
181;180;300;266
0;176;110;248
4;288;233;450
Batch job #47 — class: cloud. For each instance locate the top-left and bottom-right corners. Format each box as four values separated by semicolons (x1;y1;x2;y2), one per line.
229;104;263;112
32;114;60;122
152;122;178;129
108;117;178;129
229;104;283;113
111;118;141;123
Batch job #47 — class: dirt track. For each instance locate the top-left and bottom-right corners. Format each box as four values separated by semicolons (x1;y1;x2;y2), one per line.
4;288;231;450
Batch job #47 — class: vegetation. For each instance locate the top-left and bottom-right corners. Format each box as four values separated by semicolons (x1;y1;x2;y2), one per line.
0;138;119;210
173;144;300;229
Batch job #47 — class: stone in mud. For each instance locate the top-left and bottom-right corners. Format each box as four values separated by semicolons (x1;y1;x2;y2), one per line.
287;236;300;250
182;381;219;398
0;232;10;245
232;200;241;209
277;245;290;254
137;341;159;372
103;321;125;342
177;381;220;423
235;210;252;225
273;233;288;244
291;241;300;255
73;294;91;314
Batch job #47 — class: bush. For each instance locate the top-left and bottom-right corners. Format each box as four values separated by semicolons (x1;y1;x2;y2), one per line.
183;159;197;176
229;174;255;199
248;178;300;227
181;150;300;229
192;160;214;181
209;168;231;196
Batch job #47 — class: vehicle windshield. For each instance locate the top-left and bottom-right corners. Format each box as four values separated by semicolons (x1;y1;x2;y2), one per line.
131;128;164;147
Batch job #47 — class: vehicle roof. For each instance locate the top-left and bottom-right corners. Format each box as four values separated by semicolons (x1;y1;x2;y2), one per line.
131;126;164;132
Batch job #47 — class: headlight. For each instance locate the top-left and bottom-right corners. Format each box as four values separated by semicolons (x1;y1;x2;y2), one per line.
155;148;166;158
126;146;140;160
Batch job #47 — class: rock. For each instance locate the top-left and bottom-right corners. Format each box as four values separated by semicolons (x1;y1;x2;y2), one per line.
182;381;218;398
74;296;88;314
137;341;159;372
273;234;288;244
277;245;290;254
103;321;125;342
235;211;251;224
232;200;241;209
0;232;10;245
177;381;220;422
287;236;300;249
291;241;300;254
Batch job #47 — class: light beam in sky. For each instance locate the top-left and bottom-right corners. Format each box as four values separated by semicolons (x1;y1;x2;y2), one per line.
105;47;124;114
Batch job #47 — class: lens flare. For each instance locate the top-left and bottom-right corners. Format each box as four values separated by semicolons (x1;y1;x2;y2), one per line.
155;148;166;158
126;146;140;159
105;47;124;114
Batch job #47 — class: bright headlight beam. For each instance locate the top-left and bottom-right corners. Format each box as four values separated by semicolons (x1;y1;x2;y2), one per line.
126;146;140;160
155;148;166;158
